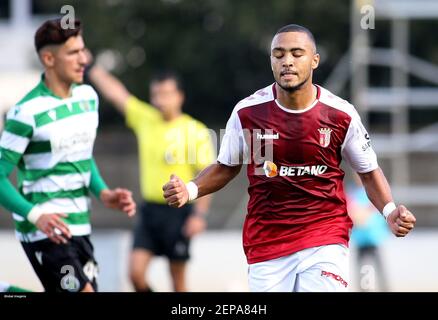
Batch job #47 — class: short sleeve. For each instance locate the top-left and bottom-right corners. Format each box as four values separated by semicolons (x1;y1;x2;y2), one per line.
217;109;247;166
341;113;378;173
0;107;33;165
125;95;160;132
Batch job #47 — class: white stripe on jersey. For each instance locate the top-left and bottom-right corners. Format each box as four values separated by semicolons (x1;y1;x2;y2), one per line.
4;107;35;126
33;111;98;140
23;149;93;170
0;131;29;153
15;96;64;116
22;115;97;170
33;196;90;214
15;223;91;242
12;85;98;117
22;172;91;194
72;84;98;104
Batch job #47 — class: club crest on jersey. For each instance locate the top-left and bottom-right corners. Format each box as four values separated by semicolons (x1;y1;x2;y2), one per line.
318;128;332;148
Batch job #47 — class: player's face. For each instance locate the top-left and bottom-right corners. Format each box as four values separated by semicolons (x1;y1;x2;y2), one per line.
150;79;184;117
270;31;319;92
52;35;87;84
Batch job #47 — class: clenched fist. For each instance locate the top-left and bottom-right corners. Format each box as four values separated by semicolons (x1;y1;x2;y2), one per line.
386;205;416;237
162;174;189;208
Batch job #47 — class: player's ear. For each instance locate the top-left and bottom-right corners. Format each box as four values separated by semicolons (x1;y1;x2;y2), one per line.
39;47;56;68
311;53;320;70
178;90;185;104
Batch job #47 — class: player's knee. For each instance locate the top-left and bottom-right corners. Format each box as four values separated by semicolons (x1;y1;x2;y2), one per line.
130;266;148;289
129;268;143;282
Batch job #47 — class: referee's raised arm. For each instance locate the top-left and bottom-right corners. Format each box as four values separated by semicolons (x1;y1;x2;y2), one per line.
87;62;130;115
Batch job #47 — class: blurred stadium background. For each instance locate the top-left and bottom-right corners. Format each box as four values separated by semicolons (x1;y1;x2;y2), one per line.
1;0;437;291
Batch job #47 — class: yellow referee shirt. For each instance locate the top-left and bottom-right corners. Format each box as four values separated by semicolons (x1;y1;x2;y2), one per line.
126;96;215;204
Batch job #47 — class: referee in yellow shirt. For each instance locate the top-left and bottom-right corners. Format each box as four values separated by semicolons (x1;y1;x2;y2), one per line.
89;65;214;292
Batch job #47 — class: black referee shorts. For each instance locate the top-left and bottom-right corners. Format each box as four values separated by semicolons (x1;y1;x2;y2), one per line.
133;202;192;261
21;235;98;292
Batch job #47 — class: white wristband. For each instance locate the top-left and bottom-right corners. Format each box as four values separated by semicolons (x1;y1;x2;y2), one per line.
382;202;397;221
27;206;44;224
186;181;199;201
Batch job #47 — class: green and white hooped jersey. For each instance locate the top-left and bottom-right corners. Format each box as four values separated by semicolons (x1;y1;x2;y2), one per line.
0;77;99;242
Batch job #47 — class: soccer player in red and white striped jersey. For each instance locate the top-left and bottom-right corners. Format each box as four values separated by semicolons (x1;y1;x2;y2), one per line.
163;24;416;292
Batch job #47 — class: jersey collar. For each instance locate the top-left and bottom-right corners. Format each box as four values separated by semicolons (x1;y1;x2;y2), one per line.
272;83;320;114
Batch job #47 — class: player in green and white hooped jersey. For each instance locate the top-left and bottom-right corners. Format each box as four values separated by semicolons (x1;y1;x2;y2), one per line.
0;18;136;292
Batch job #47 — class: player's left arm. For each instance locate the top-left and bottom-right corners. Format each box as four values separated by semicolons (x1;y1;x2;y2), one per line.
358;168;416;237
342;109;416;237
90;158;136;217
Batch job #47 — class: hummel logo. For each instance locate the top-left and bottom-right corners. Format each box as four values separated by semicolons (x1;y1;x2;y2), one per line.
256;133;279;140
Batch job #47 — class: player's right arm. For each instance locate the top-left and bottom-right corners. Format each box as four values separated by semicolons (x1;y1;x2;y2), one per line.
163;164;242;208
88;65;130;114
0;110;71;244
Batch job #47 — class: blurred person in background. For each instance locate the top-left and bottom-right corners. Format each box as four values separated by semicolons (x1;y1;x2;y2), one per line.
88;62;215;292
0;18;136;292
347;174;390;292
163;24;416;292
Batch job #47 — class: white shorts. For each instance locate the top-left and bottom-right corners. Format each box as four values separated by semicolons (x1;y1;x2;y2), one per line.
248;244;349;292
